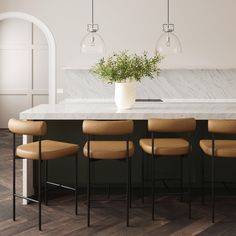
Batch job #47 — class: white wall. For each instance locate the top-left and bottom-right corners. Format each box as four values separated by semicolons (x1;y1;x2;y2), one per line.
1;0;236;97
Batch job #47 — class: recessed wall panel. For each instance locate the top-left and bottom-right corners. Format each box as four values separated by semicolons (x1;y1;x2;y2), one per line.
0;19;31;45
33;50;48;90
0;50;30;90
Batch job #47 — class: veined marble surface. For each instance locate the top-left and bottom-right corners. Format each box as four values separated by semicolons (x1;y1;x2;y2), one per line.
20;102;236;120
63;69;236;101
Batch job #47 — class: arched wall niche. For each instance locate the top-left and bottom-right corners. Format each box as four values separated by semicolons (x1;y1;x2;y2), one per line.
0;11;56;104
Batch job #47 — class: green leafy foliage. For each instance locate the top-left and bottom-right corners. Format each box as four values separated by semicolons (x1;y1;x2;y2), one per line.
91;51;163;83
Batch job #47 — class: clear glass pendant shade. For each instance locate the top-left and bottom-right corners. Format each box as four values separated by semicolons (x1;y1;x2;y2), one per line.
156;32;182;55
80;32;105;54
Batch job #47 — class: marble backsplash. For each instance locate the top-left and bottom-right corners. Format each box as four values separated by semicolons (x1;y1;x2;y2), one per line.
62;69;236;101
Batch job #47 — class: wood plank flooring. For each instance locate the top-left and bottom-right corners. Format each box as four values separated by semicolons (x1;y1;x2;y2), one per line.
1;129;236;235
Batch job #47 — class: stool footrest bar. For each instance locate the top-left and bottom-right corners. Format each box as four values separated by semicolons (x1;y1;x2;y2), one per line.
14;193;39;203
144;178;182;182
46;181;76;191
91;198;126;202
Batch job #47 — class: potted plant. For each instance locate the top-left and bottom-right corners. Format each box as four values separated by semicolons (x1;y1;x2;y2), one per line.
91;51;163;109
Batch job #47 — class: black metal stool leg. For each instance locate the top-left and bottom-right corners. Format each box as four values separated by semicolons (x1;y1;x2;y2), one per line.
38;160;42;231
75;154;78;215
13;133;16;221
152;154;155;221
211;153;215;223
129;158;132;209
188;154;192;219
201;151;205;205
44;160;48;206
141;150;145;204
151;132;155;221
180;156;184;202
126;137;131;227
87;157;91;227
127;157;130;227
38;138;42;231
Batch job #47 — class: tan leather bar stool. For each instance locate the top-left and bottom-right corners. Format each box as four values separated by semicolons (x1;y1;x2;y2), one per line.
200;119;236;223
139;118;196;220
8;118;80;231
82;120;134;227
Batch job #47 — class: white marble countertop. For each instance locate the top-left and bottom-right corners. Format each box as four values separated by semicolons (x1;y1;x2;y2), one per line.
20;101;236;120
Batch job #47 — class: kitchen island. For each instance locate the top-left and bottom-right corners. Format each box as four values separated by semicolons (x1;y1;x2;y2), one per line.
19;101;236;203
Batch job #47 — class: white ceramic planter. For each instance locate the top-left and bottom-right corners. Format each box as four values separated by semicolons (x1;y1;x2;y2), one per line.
114;81;136;109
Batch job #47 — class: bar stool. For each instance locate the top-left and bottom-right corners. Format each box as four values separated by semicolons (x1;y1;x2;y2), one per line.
139;118;196;220
8;118;80;231
200;119;236;223
82;120;134;227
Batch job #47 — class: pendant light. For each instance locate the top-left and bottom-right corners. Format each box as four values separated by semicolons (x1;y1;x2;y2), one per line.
80;0;105;54
156;0;182;55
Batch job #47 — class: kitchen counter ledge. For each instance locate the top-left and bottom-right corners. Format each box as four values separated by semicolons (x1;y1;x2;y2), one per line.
20;101;236;120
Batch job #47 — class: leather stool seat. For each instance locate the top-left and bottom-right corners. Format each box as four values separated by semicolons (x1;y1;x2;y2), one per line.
16;140;79;160
140;138;190;156
82;120;134;227
199;119;236;223
200;140;236;158
139;118;196;221
83;141;134;160
8;118;80;230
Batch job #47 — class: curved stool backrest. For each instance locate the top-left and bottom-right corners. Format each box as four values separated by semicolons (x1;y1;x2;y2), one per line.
8;118;47;136
148;118;196;133
208;120;236;134
83;120;134;136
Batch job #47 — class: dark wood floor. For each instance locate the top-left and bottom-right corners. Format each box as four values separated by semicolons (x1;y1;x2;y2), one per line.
1;130;236;235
